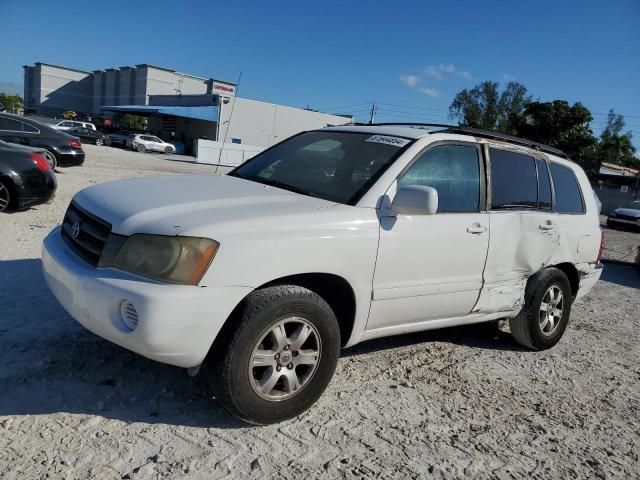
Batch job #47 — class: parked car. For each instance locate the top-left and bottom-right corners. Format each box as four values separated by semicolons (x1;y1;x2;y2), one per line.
47;119;96;131
106;130;137;147
67;127;109;146
130;134;176;153
0;140;56;212
42;125;603;424
607;200;640;231
0;112;85;169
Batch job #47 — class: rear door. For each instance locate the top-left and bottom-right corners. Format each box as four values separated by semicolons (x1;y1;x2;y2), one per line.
0;116;28;145
474;148;559;313
367;142;490;330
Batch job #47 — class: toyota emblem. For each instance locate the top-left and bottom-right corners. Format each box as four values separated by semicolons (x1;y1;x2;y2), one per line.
71;222;81;239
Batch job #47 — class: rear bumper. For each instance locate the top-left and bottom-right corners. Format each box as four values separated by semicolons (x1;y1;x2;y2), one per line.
575;262;603;301
54;148;85;166
42;227;253;368
16;170;57;209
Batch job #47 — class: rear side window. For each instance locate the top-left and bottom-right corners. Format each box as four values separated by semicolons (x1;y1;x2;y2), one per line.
0;117;24;132
398;144;480;212
549;163;585;213
490;149;537;209
536;159;552;210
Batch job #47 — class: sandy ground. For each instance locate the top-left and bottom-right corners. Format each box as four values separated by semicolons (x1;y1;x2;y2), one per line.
1;145;639;479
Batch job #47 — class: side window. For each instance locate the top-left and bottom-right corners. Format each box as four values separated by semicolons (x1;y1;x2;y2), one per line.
536;159;552;210
21;122;38;133
490;149;537;209
0;117;24;132
398;144;480;212
549;163;585;213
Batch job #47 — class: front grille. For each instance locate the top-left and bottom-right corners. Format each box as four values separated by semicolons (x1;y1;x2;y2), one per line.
61;202;111;265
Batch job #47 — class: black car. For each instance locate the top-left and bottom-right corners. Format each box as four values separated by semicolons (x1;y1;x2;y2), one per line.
0;140;57;212
0;112;85;169
67;127;108;146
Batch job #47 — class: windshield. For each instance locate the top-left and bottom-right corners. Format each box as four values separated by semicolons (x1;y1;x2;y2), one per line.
229;131;412;204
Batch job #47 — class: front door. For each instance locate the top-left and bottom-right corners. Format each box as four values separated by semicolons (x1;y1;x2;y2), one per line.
367;143;490;331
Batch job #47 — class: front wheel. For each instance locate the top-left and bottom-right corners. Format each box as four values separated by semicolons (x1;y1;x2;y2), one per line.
510;267;573;350
95;138;104;146
164;146;174;154
203;285;341;424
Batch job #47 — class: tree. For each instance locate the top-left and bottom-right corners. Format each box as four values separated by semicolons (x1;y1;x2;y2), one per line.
512;100;600;173
598;110;638;169
0;92;23;113
449;81;531;133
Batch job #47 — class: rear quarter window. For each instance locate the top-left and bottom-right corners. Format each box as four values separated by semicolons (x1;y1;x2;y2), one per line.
549;163;585;213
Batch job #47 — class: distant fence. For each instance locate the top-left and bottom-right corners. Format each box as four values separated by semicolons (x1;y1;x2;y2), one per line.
195;140;264;167
592;182;639;215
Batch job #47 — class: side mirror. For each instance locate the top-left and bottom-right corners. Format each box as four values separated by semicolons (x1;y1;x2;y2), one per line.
390;186;438;215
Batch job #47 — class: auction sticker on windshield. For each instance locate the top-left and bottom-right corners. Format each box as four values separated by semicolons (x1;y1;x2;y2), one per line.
365;135;411;147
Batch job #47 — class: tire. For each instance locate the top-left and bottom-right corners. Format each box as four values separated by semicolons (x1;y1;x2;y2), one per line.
510;267;573;350
95;138;103;146
0;178;13;212
203;285;341;424
42;150;57;170
136;144;146;153
165;146;174;154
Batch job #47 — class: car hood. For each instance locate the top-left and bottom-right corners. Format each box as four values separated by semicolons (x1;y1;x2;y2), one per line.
613;208;640;218
72;174;338;236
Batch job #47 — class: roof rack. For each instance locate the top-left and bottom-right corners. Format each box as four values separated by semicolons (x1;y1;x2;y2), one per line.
361;122;569;159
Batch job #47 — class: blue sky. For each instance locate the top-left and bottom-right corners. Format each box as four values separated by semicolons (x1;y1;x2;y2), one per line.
1;0;639;147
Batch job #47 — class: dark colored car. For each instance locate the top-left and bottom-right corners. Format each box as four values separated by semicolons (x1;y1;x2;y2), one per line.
0;112;85;169
105;130;138;147
0;140;57;212
607;200;640;231
67;127;108;146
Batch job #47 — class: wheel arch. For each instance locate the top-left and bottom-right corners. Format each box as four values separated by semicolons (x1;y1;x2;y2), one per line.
211;273;357;353
552;262;580;299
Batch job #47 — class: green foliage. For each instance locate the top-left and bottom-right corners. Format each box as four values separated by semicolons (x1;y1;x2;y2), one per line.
598;110;638;169
122;114;147;130
449;81;531;133
512;100;600;172
0;92;23;113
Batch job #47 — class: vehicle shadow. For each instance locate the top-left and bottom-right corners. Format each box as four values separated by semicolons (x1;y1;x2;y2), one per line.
600;262;640;289
0;258;245;429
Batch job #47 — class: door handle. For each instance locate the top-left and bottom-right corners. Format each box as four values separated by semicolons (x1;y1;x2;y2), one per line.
466;223;487;234
539;220;554;231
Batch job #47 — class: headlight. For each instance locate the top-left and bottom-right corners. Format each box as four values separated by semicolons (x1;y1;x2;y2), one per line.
113;234;219;285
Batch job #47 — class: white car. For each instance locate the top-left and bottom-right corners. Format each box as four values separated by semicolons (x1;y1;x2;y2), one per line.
130;134;175;154
49;119;96;131
42;125;603;424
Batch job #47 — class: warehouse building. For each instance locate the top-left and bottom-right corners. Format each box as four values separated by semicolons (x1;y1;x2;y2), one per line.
22;62;351;156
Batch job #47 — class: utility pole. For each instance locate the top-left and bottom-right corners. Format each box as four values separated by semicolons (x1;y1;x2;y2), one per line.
368;102;377;125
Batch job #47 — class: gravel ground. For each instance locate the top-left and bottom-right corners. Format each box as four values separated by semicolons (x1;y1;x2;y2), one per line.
1;145;639;479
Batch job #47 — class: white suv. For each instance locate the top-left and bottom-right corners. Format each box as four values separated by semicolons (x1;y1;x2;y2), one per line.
42;125;603;424
130;134;175;154
49;119;96;131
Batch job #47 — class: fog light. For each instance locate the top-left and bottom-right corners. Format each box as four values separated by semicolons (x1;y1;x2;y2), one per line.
120;300;139;331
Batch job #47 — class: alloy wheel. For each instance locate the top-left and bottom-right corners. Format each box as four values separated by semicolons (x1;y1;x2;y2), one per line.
539;284;564;336
248;317;321;401
0;182;10;212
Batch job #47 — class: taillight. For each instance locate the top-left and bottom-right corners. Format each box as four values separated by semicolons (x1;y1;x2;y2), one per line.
30;152;50;172
597;229;605;263
68;139;81;148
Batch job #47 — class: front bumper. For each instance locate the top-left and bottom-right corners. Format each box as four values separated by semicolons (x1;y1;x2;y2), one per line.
42;227;252;368
607;217;640;229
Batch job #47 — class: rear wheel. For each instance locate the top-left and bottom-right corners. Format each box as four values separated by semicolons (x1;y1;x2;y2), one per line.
95;138;104;146
203;285;341;424
42;150;57;170
510;267;572;350
136;144;146;153
0;179;14;212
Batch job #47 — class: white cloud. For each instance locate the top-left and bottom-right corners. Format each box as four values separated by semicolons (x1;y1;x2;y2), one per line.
424;64;472;81
419;88;441;97
0;81;22;95
502;73;516;81
400;74;420;87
